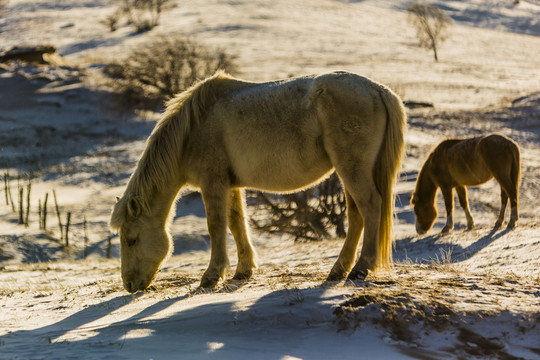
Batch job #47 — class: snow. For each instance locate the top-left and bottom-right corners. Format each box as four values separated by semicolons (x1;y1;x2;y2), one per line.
1;0;540;359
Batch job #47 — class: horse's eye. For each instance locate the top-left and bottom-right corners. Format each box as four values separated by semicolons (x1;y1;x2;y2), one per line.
125;236;138;247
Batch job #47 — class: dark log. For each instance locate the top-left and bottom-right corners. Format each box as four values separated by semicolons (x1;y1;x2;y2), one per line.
0;45;56;64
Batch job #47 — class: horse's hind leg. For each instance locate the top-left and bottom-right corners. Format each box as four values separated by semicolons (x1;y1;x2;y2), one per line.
507;191;518;229
495;189;508;229
200;184;230;288
334;172;381;281
493;172;518;230
327;190;364;281
456;186;474;230
502;185;519;230
228;189;257;280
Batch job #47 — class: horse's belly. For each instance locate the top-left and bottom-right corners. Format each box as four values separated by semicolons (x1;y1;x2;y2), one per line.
234;155;334;191
452;163;493;186
222;111;332;191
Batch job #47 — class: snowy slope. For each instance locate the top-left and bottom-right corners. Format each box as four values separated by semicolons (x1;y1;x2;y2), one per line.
1;0;540;359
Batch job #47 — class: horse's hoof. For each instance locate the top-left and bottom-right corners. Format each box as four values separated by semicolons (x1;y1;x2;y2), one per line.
441;227;452;234
232;270;252;281
200;277;220;289
326;271;347;282
346;269;368;282
506;222;516;230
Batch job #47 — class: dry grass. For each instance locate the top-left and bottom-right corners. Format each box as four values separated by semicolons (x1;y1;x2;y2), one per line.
334;263;540;358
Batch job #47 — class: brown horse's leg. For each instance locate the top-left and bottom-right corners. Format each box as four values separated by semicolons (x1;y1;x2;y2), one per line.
492;171;518;229
484;143;519;229
505;185;519;229
456;186;474;230
200;184;230;288
495;189;508;229
327;190;364;281
507;193;518;229
440;186;454;233
228;189;257;280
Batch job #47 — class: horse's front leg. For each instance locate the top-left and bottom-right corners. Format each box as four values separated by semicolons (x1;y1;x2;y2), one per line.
201;185;230;288
440;187;454;234
228;189;257;281
456;186;474;230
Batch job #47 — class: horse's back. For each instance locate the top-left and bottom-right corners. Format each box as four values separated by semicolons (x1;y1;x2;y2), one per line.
208;75;331;191
433;133;519;186
478;133;520;184
432;137;492;185
200;71;391;192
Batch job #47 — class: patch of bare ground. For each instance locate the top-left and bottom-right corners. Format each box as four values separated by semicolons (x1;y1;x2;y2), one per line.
334;263;540;360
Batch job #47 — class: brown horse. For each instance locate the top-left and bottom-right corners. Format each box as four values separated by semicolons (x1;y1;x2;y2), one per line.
411;133;520;234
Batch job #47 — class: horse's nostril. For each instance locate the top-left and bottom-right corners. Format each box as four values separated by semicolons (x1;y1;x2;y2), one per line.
125;281;137;293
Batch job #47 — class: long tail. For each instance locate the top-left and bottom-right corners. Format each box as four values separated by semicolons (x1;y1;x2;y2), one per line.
373;86;407;269
511;140;521;205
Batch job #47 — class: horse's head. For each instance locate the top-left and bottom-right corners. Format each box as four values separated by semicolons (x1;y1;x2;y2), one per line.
411;192;437;235
111;195;172;293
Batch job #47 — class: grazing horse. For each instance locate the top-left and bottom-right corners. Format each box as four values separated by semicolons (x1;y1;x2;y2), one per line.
110;70;406;293
411;133;520;235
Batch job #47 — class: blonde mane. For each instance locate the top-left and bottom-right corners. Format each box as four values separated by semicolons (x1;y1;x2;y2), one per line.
111;71;239;228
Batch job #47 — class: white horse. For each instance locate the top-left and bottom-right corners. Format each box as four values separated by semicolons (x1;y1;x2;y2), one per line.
110;70;406;292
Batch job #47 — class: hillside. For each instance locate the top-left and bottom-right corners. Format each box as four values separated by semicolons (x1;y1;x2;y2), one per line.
1;0;540;359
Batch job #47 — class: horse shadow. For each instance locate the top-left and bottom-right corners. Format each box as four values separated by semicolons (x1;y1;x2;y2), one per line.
394;227;512;265
0;284;354;359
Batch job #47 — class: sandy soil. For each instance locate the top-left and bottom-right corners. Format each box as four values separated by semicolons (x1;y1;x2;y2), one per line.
1;0;539;359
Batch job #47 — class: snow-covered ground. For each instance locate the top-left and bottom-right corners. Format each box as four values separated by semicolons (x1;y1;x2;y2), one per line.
1;0;539;359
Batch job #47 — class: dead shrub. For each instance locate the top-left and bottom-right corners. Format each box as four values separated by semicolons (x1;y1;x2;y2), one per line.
123;0;172;33
103;36;237;109
407;2;452;61
101;10;122;32
251;173;346;242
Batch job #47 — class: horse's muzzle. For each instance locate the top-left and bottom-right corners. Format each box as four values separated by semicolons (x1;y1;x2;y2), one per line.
123;273;151;293
415;223;428;235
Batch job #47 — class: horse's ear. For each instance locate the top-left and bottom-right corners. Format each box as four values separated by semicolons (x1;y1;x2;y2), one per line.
410;193;416;205
116;196;120;203
127;196;142;218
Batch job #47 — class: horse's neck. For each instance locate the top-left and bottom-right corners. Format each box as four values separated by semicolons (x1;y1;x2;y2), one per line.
416;164;438;202
126;166;184;224
147;181;183;223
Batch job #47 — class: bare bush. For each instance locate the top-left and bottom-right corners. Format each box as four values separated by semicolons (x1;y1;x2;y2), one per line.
101;10;122;32
122;0;172;33
407;2;452;61
101;0;173;33
252;174;346;242
104;36;237;109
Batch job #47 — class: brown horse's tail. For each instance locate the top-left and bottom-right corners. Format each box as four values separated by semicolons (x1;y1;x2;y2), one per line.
373;86;407;269
511;140;521;205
